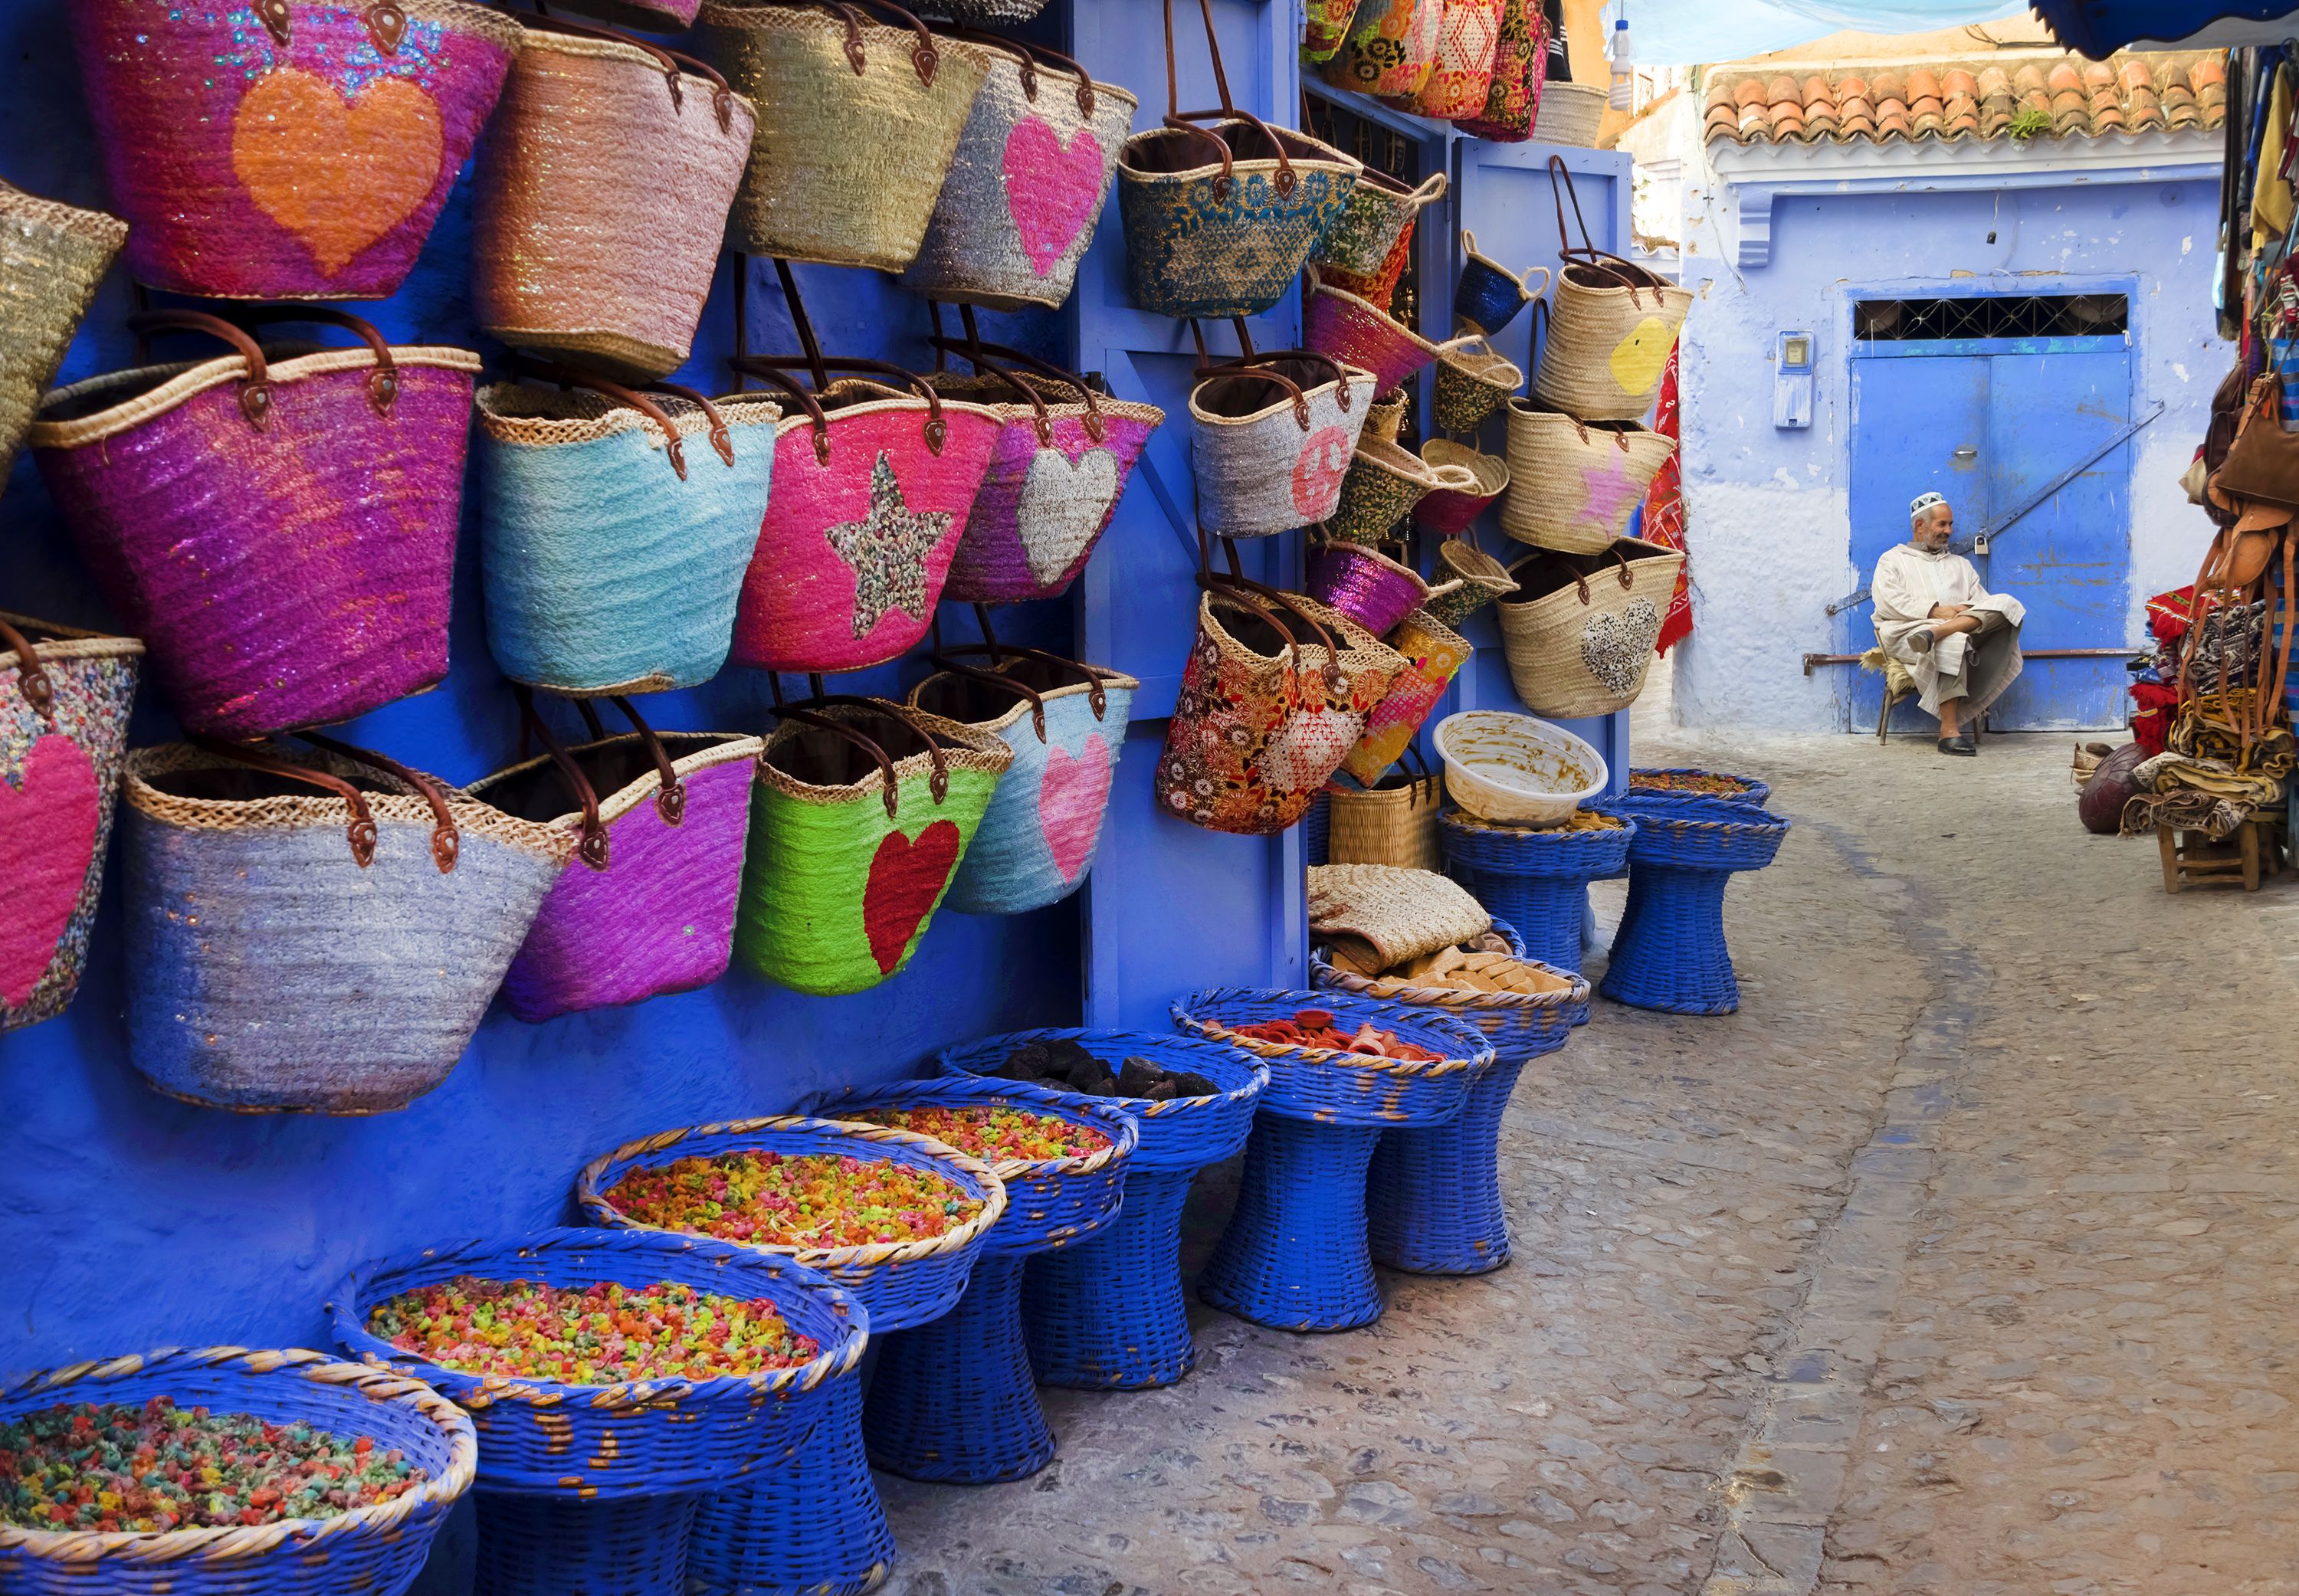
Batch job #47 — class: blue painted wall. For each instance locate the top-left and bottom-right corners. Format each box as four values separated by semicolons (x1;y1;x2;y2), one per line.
1671;172;2225;732
0;0;1082;1376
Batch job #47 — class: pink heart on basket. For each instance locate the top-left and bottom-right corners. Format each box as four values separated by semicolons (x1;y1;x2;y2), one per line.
1257;707;1359;795
1003;117;1107;277
1040;734;1112;883
0;735;103;1009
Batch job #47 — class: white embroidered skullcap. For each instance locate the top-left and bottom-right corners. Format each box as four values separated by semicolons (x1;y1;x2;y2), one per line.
1908;491;1948;516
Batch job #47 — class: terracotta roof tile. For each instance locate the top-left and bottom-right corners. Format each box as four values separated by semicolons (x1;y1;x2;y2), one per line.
1706;49;2228;148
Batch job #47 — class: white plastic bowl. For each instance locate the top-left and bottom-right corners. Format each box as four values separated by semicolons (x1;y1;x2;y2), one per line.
1433;710;1607;824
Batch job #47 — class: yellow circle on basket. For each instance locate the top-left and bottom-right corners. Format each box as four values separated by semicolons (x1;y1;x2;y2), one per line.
1608;316;1674;397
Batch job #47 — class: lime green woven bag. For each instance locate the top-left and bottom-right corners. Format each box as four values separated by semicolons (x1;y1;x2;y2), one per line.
736;703;1012;995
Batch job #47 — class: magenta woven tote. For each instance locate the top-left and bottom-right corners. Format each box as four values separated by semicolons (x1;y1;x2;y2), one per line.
68;0;521;300
31;309;475;738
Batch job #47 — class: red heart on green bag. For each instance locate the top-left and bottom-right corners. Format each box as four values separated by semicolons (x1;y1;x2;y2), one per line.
863;819;963;975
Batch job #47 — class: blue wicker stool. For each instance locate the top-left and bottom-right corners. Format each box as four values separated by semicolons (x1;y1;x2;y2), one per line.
0;1347;475;1596
801;1078;1136;1484
1600;798;1792;1015
1313;923;1590;1274
332;1229;867;1596
938;1030;1267;1389
1439;808;1635;985
1172;989;1491;1332
576;1116;1007;1596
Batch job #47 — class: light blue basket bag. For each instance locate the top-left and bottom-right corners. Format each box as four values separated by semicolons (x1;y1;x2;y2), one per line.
477;379;779;695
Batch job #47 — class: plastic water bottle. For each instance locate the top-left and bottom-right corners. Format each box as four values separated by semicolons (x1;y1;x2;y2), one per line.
1608;18;1633;111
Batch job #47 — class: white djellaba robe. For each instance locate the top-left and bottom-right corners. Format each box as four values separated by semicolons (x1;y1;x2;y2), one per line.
1871;543;2028;718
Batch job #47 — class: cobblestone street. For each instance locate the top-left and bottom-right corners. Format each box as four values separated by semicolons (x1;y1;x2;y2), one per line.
877;719;2299;1596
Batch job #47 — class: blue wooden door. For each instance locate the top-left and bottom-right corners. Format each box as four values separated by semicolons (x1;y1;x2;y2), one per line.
1983;350;2131;729
1069;0;1309;1027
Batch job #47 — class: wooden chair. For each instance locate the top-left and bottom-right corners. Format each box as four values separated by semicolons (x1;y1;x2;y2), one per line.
1860;639;1920;744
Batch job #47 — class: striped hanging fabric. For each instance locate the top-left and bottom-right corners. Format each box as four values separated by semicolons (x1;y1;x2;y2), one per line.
1641;345;1694;655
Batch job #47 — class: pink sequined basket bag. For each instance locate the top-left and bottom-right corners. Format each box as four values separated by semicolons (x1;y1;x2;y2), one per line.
1;613;143;1034
30;306;478;738
68;0;523;300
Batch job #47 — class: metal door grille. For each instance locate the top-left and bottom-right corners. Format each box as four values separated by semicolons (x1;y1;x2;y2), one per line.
1855;293;2127;341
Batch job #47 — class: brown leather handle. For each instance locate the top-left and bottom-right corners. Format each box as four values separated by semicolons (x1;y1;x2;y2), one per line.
802;694;956;808
765;0;939;86
929;651;1051;742
610;696;686;825
644;382;737;468
513;687;610;870
229;304;398;418
511;9;739;129
1194;359;1314;431
0;614;55;720
734;354;950;455
938;642;1117;723
936;347;1054;445
928;334;1108;441
1549;155;1664;306
773;703;905;820
729;361;836;464
1156;0;1297;200
127;310;272;431
187;734;378;867
520;358;690;480
257;1;405;52
946;25;1099;115
296;732;460;873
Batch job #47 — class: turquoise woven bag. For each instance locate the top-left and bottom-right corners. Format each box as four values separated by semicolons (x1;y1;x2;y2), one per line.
478;379;779;695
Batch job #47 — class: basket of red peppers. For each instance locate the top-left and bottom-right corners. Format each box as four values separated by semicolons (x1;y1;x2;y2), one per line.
1170;988;1494;1126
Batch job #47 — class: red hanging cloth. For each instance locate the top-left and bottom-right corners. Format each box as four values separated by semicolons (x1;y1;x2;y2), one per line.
1641;344;1693;654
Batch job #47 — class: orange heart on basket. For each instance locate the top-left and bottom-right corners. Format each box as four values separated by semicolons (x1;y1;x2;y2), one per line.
231;68;447;277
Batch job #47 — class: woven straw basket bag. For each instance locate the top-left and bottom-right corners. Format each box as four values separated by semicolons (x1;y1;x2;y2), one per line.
1326;765;1446;872
31;308;476;739
900;37;1137;312
1308;540;1435;638
0;183;124;485
1415;441;1510;536
909;659;1139;916
1530;80;1605;147
1456;0;1547;141
1330;439;1471;546
1534;156;1694;418
1303;0;1363;61
736;702;1012;995
1311;168;1447;280
466;701;765;1023
1323;0;1444;99
480;382;780;696
1403;0;1505;120
1500;400;1677;553
1497;537;1685;718
67;0;521;300
1;614;142;1034
699;1;990;272
120;742;571;1113
473;22;758;382
1434;337;1524;434
1304;269;1453;395
1190;354;1379;539
1424;532;1520;627
1159;588;1405;835
1340;608;1471;786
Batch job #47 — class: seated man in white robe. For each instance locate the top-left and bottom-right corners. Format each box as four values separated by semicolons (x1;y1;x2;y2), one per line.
1871;492;2027;756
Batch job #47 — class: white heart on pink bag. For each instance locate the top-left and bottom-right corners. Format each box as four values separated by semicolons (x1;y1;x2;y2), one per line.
1017;447;1120;589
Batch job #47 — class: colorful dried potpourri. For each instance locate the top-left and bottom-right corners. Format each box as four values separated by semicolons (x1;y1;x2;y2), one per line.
366;1277;818;1385
1218;1009;1447;1061
848;1104;1110;1164
606;1149;984;1248
1629;770;1758;797
0;1395;426;1535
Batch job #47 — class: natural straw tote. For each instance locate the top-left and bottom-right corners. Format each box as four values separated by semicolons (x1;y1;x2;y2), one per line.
900;34;1138;312
0;614;143;1034
1304;269;1451;395
1496;537;1686;718
1159;587;1405;835
729;372;1002;674
1530;79;1606;147
1414;440;1510;536
736;700;1012;995
1423;532;1520;626
1117;0;1362;320
67;0;522;300
1323;0;1443;98
698;0;991;273
922;365;1165;603
909;656;1139;915
1310;168;1447;282
333;1229;867;1596
0;1348;476;1596
577;1114;1006;1596
472;19;757;382
1340;609;1471;785
1320;213;1419;310
0;183;125;484
1364;386;1411;443
1307;539;1433;637
1456;0;1548;141
1500;398;1677;553
1328;438;1469;545
478;379;780;696
1325;755;1446;871
1454;230;1550;337
1433;336;1524;434
464;696;766;1023
1534;156;1695;418
1189;352;1378;539
32;308;476;738
119;741;571;1113
1402;0;1505;120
